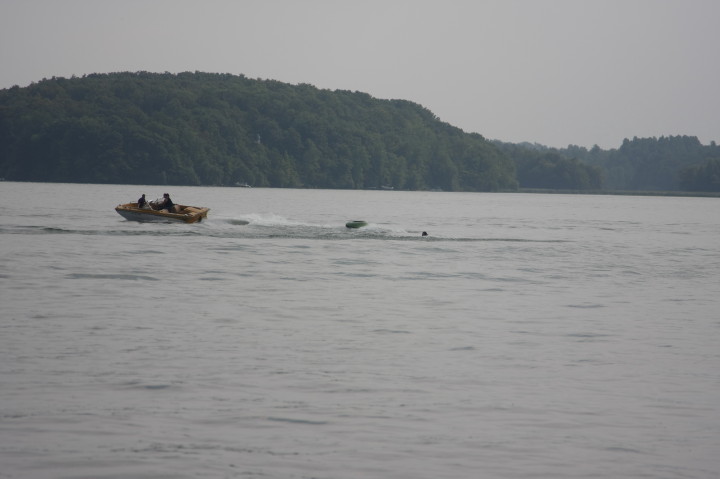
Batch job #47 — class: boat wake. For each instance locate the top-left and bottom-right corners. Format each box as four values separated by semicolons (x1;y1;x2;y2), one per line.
1;214;568;243
211;212;422;240
206;213;565;242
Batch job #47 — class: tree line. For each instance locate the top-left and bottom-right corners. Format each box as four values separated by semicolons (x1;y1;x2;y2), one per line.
1;72;717;192
496;135;720;192
0;72;516;191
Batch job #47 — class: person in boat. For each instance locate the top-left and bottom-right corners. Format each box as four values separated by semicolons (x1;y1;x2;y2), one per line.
159;193;176;212
137;194;147;209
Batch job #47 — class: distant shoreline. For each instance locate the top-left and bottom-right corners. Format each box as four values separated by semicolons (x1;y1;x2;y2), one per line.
2;179;718;198
514;188;720;198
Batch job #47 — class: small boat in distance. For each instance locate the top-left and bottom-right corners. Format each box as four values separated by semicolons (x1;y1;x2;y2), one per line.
115;202;210;223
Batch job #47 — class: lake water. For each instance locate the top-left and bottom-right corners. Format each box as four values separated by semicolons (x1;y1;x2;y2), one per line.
1;182;719;479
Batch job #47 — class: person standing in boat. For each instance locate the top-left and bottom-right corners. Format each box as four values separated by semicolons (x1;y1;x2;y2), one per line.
160;193;175;212
137;194;147;209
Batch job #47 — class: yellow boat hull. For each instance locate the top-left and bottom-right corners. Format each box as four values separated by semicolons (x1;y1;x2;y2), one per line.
115;203;210;224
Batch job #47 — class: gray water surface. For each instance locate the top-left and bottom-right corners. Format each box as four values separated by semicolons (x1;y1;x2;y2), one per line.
1;183;719;478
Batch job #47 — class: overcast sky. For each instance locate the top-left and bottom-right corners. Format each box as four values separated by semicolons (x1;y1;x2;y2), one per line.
1;0;718;149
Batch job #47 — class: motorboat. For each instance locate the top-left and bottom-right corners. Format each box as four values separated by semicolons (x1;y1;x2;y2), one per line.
115;201;210;223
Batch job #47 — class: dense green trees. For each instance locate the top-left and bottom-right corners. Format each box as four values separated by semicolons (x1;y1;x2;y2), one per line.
494;142;602;190
0;72;517;190
1;72;717;193
679;158;720;191
597;136;717;191
497;136;720;192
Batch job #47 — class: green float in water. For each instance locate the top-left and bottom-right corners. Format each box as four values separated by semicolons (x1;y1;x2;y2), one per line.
345;220;368;229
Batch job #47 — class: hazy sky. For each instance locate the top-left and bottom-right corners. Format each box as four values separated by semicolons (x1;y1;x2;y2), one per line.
2;0;718;149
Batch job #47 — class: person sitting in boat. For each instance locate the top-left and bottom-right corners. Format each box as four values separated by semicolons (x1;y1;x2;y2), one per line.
137;194;147;209
159;193;176;212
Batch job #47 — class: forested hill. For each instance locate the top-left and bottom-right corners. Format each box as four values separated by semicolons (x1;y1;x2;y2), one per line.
0;71;517;191
495;135;720;192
